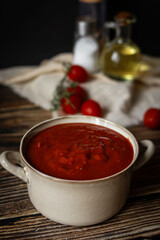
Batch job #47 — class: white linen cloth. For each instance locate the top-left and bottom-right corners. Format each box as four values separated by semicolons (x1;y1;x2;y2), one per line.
0;53;160;127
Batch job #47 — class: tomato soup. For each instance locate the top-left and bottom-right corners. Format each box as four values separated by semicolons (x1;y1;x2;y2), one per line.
25;123;134;180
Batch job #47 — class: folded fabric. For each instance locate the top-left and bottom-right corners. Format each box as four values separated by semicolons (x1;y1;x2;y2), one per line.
0;53;160;127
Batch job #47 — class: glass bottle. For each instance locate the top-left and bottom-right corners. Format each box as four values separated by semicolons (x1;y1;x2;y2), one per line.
78;0;106;38
100;12;141;81
73;16;100;73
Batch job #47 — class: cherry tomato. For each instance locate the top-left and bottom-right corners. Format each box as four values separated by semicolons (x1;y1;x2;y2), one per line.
67;65;88;83
67;86;87;102
61;94;81;114
81;99;102;117
143;108;160;129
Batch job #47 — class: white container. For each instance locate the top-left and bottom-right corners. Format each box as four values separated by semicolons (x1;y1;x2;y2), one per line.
0;116;155;226
73;17;100;73
73;36;100;73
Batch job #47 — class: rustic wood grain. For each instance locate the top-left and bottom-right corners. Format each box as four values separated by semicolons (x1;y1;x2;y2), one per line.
0;83;160;239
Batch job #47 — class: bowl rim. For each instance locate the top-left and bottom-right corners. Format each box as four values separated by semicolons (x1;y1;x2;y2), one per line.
20;116;139;184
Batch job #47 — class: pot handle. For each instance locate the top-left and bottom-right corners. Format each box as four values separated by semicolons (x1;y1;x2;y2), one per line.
134;140;155;171
0;151;28;183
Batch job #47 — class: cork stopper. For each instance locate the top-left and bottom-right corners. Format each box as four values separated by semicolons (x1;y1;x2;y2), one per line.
79;0;103;3
115;11;136;26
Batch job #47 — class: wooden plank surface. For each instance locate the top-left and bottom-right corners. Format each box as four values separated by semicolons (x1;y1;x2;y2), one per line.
0;84;160;239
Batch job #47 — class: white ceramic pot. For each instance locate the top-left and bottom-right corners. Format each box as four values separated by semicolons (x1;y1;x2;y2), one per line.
0;116;155;226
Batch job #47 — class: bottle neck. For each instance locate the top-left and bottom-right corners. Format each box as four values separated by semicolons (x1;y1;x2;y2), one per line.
117;24;131;40
78;0;106;31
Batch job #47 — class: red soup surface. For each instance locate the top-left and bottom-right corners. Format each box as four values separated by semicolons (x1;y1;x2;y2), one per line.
25;123;134;180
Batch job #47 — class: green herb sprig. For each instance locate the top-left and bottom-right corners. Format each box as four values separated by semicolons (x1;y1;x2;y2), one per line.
51;64;77;111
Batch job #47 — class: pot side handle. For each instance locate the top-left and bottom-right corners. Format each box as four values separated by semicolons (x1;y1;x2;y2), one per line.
0;151;28;183
134;140;155;171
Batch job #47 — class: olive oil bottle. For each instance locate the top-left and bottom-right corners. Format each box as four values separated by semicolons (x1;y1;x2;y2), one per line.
100;12;141;81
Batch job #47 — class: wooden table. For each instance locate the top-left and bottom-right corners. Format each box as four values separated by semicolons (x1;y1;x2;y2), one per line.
0;84;160;239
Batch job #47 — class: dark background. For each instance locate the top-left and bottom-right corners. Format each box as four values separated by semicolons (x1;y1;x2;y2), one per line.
1;0;160;68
